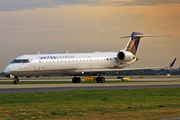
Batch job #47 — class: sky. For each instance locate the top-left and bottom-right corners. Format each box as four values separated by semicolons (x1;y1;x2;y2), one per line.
0;0;180;72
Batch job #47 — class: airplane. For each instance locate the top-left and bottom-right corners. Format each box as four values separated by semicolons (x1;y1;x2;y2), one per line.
3;32;177;84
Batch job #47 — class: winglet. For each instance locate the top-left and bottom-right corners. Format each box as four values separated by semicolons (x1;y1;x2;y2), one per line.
170;58;177;67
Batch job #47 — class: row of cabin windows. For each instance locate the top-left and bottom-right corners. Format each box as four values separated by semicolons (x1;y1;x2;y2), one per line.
11;58;113;64
40;58;113;64
56;56;75;59
39;55;75;60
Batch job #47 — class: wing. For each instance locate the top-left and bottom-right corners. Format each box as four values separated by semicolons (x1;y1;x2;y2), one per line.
80;67;168;73
77;58;177;74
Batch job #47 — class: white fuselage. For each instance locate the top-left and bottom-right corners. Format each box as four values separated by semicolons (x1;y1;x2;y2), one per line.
4;52;137;77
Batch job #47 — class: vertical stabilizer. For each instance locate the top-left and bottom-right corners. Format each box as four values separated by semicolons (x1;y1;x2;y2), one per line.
125;32;143;55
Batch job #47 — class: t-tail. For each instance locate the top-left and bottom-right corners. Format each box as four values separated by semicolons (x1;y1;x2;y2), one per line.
121;32;169;55
125;32;143;55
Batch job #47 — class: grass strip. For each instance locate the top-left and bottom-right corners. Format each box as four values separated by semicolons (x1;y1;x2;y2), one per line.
0;88;180;120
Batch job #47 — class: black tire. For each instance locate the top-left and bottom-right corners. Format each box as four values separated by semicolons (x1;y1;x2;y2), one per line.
72;77;77;83
13;80;19;84
100;77;105;83
77;77;81;83
96;77;101;83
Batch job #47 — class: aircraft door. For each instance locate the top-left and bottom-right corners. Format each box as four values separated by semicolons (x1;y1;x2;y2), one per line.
30;55;40;70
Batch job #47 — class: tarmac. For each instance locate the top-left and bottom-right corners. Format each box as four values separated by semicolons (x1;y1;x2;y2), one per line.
0;77;180;93
0;81;180;89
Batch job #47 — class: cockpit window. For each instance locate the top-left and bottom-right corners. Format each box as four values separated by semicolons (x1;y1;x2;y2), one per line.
11;59;30;63
22;59;30;63
11;60;21;63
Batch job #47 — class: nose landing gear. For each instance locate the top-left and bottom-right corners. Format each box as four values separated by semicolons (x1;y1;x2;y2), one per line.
13;76;19;84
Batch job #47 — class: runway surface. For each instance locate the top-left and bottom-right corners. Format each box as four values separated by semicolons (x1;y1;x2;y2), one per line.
1;80;180;93
1;85;180;93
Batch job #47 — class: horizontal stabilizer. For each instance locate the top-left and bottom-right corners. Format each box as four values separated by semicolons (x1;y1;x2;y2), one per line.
120;35;169;39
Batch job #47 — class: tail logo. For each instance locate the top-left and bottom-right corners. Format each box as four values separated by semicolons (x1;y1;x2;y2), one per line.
126;32;143;55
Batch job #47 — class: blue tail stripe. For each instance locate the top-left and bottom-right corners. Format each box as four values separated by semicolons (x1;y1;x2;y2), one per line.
131;32;143;52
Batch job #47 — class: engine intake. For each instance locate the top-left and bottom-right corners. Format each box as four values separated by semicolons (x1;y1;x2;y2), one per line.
117;50;135;62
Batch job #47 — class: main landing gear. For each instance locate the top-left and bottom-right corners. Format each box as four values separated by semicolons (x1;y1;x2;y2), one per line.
72;76;105;83
72;76;81;83
13;76;19;84
96;76;105;83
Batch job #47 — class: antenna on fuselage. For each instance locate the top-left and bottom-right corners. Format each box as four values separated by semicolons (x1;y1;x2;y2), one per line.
66;51;69;54
38;52;40;55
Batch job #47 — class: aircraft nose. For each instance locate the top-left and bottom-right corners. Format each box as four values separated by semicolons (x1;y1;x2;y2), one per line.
3;67;11;75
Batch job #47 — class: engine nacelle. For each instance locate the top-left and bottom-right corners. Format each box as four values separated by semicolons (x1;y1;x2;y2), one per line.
117;50;135;62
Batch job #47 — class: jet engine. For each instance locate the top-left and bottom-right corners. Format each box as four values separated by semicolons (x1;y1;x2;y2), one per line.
117;50;135;62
